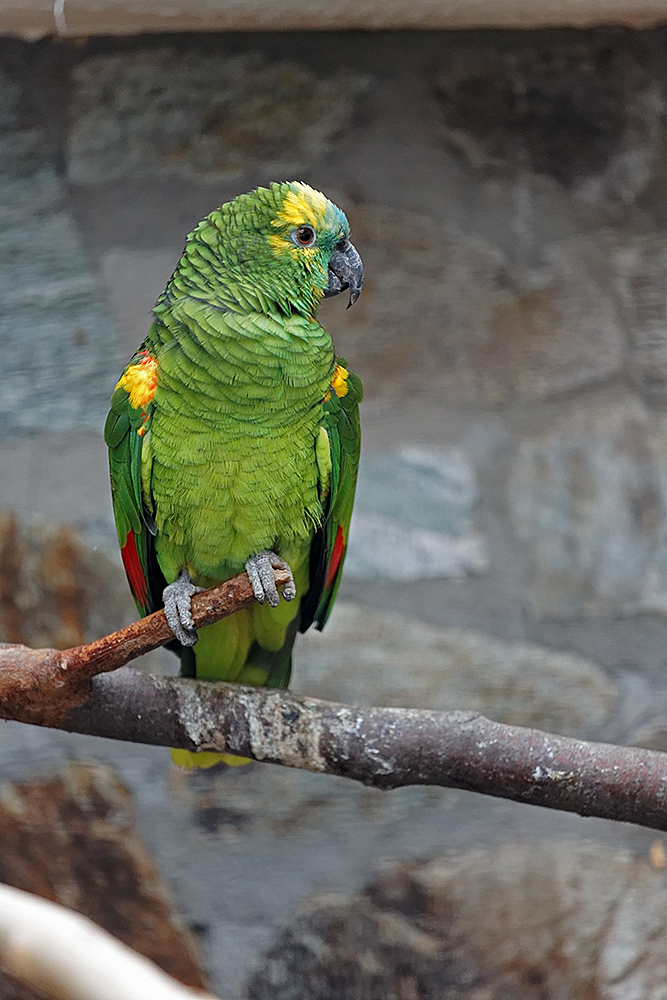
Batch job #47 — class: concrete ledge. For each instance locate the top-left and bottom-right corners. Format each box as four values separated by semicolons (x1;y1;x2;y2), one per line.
5;0;667;41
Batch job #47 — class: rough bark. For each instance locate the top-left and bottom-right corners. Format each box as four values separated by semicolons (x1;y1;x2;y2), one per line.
57;669;667;831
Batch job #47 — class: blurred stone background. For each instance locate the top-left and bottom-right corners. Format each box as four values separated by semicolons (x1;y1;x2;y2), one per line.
3;22;667;999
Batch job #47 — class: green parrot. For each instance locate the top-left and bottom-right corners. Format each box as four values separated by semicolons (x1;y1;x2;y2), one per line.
105;181;363;768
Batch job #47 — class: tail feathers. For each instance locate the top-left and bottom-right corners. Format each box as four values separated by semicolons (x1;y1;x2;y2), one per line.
170;613;298;770
170;749;251;769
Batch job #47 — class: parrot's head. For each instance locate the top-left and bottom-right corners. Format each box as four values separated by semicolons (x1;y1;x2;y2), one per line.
183;181;363;318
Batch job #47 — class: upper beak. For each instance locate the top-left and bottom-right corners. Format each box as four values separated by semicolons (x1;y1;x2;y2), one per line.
324;238;364;308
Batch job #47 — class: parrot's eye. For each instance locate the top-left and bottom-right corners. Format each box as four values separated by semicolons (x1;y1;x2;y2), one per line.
294;225;316;247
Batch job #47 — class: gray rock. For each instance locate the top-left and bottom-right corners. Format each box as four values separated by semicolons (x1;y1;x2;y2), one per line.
101;248;179;359
0;763;208;992
508;394;667;619
631;719;667;753
67;49;369;185
0;509;133;649
615;235;667;397
164;601;616;957
294;602;617;736
346;447;487;581
246;842;667;1000
335;204;624;404
0;69;119;435
433;34;663;206
0;508;174;674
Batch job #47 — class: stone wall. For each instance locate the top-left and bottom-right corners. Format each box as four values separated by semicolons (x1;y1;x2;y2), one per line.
3;27;667;998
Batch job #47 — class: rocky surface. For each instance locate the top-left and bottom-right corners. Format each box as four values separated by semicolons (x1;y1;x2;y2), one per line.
247;841;667;1000
0;511;133;648
615;232;667;397
346;447;488;581
433;33;663;205
335;205;626;404
3;27;667;1000
294;602;618;736
0;762;208;992
508;393;667;620
68;49;369;186
0;68;119;436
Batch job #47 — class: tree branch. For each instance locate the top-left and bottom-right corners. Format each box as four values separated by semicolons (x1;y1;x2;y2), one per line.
0;882;220;1000
0;569;290;725
1;573;667;833
56;669;667;831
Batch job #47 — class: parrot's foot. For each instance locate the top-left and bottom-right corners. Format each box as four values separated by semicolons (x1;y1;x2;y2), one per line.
163;570;203;647
245;550;296;608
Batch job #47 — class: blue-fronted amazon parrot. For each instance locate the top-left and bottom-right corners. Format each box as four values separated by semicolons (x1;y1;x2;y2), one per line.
105;181;363;767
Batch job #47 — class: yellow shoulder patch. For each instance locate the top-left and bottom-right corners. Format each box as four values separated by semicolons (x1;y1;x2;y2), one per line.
116;352;158;410
323;364;349;403
330;363;349;398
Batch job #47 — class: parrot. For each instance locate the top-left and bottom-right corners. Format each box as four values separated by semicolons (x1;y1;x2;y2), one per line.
104;181;363;768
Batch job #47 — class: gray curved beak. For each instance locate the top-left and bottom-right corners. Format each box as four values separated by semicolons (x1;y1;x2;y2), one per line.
324;238;363;308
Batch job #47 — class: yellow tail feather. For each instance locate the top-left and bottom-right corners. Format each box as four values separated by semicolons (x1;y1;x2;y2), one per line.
170;748;252;769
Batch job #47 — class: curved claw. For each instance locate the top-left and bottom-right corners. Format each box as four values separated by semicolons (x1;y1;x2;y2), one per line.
245;550;296;608
163;570;202;647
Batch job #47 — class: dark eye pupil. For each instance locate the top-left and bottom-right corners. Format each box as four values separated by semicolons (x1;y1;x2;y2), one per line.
297;226;314;245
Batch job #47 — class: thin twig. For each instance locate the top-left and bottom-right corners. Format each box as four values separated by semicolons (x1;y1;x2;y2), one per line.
0;882;220;1000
